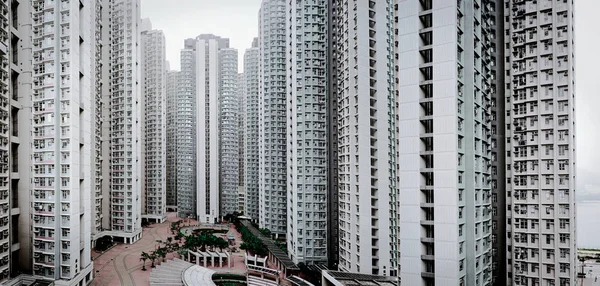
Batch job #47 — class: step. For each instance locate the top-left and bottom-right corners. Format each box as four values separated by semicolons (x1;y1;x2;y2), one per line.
150;277;182;283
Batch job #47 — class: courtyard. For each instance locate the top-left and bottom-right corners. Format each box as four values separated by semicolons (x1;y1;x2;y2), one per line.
90;213;247;286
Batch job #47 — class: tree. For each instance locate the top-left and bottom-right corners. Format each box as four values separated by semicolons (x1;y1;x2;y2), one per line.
149;251;158;268
175;232;184;242
177;249;189;260
140;252;150;271
156;247;168;262
215;237;228;252
260;228;272;237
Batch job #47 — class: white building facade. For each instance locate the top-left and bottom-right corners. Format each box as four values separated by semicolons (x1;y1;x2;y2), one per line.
195;37;221;223
258;0;288;236
217;48;239;216
396;0;494;285
504;1;577;285
28;0;99;283
165;70;180;211
106;0;143;243
176;46;196;218
286;0;330;265
140;20;167;223
334;0;397;276
243;40;259;221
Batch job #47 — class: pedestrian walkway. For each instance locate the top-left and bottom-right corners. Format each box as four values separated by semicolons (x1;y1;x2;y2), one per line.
149;258;194;286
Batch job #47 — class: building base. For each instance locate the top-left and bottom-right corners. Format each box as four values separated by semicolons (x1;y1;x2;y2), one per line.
54;263;94;286
92;228;143;245
6;263;94;286
142;213;167;224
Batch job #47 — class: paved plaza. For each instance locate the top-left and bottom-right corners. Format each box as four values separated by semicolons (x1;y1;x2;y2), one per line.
90;213;247;286
579;260;600;286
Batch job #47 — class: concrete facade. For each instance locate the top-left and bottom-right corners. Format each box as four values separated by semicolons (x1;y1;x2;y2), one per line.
141;19;167;223
195;37;221;223
504;0;577;285
396;0;494;284
165;70;180;211
258;0;288;236
217;48;239;216
104;0;143;244
333;0;397;276
243;40;259;221
286;0;330;265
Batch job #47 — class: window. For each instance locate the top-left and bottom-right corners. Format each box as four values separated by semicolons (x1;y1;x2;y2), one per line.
559;219;568;229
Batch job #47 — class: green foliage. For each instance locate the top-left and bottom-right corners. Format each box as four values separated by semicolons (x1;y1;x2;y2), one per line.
139;251;150;271
274;240;287;254
259;228;272;237
212;273;247;286
236;223;267;256
148;251;158;268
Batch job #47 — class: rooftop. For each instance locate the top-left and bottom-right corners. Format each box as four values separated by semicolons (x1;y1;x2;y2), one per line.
287;275;315;286
322;270;399;286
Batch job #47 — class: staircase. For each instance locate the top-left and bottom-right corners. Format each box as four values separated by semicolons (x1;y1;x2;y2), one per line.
149;258;194;286
247;274;278;286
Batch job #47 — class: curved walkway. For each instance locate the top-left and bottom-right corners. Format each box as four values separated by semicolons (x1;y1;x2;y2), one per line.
91;214;179;286
183;265;216;286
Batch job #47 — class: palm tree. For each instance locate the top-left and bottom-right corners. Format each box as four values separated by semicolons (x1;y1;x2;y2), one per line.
149;251;158;268
140;252;150;271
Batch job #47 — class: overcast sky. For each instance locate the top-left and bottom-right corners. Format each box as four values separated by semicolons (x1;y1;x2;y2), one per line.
141;0;261;72
141;0;600;197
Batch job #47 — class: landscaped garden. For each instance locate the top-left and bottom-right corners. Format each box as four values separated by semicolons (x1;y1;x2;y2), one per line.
139;219;232;270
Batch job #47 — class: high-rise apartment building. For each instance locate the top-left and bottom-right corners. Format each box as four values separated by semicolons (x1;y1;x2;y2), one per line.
243;39;259;221
237;72;245;215
504;1;576;285
217;48;239;217
176;45;195;218
286;0;330;265
489;1;507;284
26;0;101;283
105;0;143;243
396;0;495;284
193;34;230;222
140;19;167;224
165;70;180;211
333;0;398;276
258;0;287;236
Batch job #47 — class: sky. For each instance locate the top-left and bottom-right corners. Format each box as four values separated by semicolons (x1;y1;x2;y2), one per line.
141;0;262;72
141;0;600;200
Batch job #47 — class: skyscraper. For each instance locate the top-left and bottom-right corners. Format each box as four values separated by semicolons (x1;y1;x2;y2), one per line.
333;0;398;276
286;0;330;265
26;0;101;282
176;45;196;218
140;19;167;224
194;35;230;222
258;0;287;237
237;72;245;214
106;0;143;243
489;1;507;284
217;48;239;217
243;39;259;222
165;70;180;211
396;0;495;284
504;0;577;285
